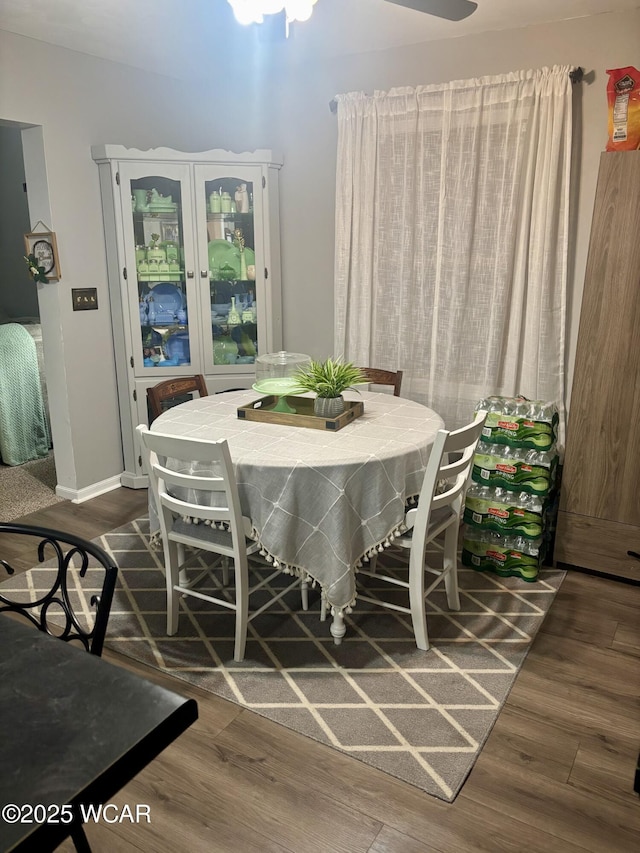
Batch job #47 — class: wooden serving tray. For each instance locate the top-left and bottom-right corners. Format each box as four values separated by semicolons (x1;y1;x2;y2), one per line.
237;396;364;431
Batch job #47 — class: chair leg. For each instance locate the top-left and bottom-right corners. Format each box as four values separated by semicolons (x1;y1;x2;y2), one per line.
443;524;461;611
177;543;188;587
301;578;309;611
320;594;327;621
166;539;181;636
234;558;249;662
408;551;429;651
70;819;92;852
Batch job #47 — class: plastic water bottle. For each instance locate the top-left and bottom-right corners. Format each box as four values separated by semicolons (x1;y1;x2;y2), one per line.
502;398;518;417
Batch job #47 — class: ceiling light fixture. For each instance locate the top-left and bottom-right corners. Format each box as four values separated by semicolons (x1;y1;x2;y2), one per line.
227;1;318;32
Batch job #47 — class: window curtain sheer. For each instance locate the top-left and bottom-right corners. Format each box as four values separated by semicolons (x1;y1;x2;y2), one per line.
334;66;573;433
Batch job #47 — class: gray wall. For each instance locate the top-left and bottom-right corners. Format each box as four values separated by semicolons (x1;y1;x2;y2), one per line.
0;125;38;319
0;30;275;494
269;9;640;409
0;9;638;494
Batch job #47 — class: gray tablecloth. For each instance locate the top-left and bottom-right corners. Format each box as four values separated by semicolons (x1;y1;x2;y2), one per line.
150;390;443;612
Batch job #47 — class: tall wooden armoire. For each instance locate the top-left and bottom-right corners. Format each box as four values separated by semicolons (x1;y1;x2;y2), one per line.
555;151;640;582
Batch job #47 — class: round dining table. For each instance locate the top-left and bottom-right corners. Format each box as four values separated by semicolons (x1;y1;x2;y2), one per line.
150;389;444;642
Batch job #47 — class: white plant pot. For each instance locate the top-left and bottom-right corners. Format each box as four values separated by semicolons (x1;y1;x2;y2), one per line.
314;395;345;418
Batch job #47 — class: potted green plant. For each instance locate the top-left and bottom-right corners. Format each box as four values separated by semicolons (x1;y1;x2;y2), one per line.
292;357;369;417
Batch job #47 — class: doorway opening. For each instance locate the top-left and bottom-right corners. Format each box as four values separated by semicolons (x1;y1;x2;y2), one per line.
0;120;58;520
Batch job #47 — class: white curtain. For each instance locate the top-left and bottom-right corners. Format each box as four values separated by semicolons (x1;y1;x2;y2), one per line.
334;66;573;433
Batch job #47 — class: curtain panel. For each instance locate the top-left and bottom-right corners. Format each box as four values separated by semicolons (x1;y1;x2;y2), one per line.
334;66;573;433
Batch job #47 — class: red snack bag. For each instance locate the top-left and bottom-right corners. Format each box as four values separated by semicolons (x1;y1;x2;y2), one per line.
606;66;640;151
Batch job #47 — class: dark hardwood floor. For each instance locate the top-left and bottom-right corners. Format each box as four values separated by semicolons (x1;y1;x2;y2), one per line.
3;488;639;852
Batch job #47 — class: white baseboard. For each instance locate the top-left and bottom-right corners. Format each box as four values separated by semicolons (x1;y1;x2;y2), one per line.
55;475;122;504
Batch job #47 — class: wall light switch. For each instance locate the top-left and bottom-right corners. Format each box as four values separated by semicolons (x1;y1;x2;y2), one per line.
72;288;98;310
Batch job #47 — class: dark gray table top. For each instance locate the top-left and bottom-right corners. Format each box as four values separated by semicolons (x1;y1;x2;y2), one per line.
0;614;198;852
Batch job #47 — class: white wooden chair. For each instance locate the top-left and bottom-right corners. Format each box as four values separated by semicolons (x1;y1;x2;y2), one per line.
137;424;303;662
355;410;487;650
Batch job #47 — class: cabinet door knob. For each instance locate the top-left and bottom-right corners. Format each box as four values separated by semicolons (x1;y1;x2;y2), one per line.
200;270;208;278
186;270;194;278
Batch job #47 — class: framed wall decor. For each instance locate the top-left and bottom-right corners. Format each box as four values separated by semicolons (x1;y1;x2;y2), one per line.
24;229;61;281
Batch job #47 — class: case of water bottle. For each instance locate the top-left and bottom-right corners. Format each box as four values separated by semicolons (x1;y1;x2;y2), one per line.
464;485;546;539
471;443;558;496
461;529;546;582
478;395;559;451
462;395;561;581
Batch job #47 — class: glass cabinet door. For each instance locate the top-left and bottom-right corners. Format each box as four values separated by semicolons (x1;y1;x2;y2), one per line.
119;162;197;375
194;164;265;373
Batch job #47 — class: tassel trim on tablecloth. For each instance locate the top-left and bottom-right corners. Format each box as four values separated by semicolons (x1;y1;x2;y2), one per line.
149;516;317;589
250;524;320;592
149;511;413;614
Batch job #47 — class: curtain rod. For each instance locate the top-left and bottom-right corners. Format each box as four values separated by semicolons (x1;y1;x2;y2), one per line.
329;67;585;113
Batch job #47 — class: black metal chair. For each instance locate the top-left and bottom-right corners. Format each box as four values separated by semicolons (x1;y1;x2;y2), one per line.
0;523;119;851
0;523;118;657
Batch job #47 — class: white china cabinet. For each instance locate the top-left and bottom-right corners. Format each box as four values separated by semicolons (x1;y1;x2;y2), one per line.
92;145;283;487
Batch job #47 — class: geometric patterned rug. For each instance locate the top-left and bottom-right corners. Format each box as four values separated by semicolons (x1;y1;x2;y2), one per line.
0;516;565;802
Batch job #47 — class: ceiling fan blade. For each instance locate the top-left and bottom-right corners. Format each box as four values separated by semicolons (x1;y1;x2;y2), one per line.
384;0;478;21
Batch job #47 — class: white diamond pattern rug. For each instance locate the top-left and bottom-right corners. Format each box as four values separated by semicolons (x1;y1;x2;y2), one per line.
0;517;565;802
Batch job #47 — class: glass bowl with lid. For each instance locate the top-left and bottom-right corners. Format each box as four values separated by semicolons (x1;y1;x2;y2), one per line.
253;351;312;412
